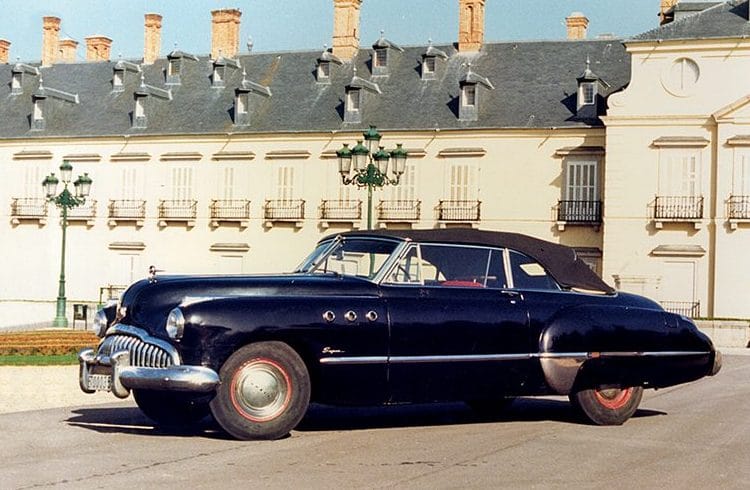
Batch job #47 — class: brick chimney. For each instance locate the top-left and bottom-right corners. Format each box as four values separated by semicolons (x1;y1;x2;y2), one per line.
660;0;678;25
332;0;362;61
58;38;78;63
566;12;589;40
0;39;10;64
458;0;485;52
211;9;241;60
42;16;61;66
85;35;112;61
143;13;162;64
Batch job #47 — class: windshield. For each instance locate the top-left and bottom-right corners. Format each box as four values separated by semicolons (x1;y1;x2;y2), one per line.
295;237;400;280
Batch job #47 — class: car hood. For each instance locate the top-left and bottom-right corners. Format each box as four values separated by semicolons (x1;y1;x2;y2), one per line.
118;273;379;331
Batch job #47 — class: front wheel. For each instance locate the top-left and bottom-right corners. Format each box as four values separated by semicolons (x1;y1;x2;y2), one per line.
569;386;643;425
210;341;311;440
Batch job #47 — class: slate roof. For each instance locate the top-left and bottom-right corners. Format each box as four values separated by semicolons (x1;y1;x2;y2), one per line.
0;39;630;139
632;0;750;41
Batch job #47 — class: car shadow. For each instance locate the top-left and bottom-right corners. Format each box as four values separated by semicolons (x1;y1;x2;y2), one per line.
66;398;666;438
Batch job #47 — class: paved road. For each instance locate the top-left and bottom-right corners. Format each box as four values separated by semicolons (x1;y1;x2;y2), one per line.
1;354;748;489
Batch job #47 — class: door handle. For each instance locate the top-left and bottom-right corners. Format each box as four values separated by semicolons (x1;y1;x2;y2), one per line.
500;290;523;301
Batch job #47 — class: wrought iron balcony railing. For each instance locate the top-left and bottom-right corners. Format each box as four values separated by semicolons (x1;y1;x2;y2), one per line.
437;200;481;221
210;199;251;220
728;195;750;220
109;200;146;220
66;200;97;221
158;200;197;220
378;200;421;221
320;200;362;221
660;301;700;319
10;197;48;219
654;196;703;220
264;199;305;221
557;200;602;223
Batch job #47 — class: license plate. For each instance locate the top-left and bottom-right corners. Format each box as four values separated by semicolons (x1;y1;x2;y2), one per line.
87;374;112;392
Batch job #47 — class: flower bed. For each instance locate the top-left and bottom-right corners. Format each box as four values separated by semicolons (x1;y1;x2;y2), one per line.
0;330;98;356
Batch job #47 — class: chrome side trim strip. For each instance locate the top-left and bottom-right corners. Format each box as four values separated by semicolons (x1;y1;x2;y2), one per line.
319;350;712;365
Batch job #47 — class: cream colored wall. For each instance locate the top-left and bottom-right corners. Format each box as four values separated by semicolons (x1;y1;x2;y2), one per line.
0;128;604;327
603;37;750;318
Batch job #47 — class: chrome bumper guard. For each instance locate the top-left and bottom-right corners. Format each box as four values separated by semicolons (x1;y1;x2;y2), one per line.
711;349;722;376
78;348;220;399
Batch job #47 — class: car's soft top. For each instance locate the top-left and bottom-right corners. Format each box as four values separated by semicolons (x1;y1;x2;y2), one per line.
327;228;615;294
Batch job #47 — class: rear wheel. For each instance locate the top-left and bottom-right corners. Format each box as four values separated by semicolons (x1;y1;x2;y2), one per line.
210;341;311;440
133;389;211;426
569;386;643;425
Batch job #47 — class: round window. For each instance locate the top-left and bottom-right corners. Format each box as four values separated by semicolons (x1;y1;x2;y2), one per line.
662;57;700;96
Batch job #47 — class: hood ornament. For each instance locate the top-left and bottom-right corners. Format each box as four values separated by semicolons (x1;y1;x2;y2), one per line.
148;265;163;283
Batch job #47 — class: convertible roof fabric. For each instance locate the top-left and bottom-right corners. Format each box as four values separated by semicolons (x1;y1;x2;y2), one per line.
334;228;615;294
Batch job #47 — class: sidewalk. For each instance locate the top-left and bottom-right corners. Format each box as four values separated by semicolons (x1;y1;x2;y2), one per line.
0;365;121;414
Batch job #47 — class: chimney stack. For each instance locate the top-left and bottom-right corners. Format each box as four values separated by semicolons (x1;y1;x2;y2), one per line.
211;8;241;59
332;0;362;61
660;0;678;25
566;12;589;40
85;35;112;61
0;39;10;64
58;38;78;63
458;0;485;52
143;13;162;64
42;16;61;66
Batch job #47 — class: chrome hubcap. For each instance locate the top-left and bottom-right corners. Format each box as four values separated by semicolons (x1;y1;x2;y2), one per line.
232;360;290;422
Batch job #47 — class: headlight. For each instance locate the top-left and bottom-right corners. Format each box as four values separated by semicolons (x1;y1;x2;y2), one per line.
92;309;109;338
166;308;185;340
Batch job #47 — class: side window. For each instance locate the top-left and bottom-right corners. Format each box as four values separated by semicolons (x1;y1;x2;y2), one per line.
421;244;490;288
386;245;442;285
509;251;559;290
486;249;509;289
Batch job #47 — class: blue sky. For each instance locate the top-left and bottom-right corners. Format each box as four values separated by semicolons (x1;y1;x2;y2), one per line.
0;1;677;62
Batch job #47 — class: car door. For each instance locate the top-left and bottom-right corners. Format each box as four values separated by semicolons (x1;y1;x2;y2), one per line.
382;244;530;403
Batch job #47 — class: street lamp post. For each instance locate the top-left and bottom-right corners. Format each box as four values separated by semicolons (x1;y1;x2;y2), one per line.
43;161;93;328
336;125;408;230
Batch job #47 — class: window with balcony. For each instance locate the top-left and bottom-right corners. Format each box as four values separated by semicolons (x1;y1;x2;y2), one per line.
108;168;146;226
11;166;47;225
655;148;703;228
210;166;251;228
321;184;361;227
438;161;480;225
159;166;196;226
265;164;304;227
729;149;750;226
379;161;420;224
557;157;601;230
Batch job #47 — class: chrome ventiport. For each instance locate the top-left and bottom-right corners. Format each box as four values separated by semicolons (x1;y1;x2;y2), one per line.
366;311;378;322
322;310;336;323
344;310;357;322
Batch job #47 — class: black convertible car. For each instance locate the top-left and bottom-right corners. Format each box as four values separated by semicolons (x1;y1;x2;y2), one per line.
79;229;721;439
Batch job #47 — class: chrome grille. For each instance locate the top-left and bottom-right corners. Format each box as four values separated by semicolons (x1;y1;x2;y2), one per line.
98;334;175;368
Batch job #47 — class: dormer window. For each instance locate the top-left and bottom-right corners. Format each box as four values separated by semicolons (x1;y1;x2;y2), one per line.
32;98;45;130
462;85;476;107
316;48;342;84
234;91;249;125
113;70;124;90
11;72;22;94
213;65;224;86
371;33;403;77
579;82;596;106
345;87;362;123
421;42;448;81
458;64;494;122
167;58;181;83
133;95;147;129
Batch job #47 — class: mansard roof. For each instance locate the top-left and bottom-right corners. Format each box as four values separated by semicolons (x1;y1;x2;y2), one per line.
632;0;750;42
0;39;629;139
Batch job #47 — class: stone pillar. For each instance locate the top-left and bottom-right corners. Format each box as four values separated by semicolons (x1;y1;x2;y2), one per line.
144;13;162;64
211;8;241;60
42;16;61;66
0;39;10;64
458;0;485;52
332;0;362;61
85;35;112;61
566;12;589;40
58;38;78;63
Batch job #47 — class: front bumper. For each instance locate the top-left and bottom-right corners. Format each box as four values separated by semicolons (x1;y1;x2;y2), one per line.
711;349;722;376
78;327;220;399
